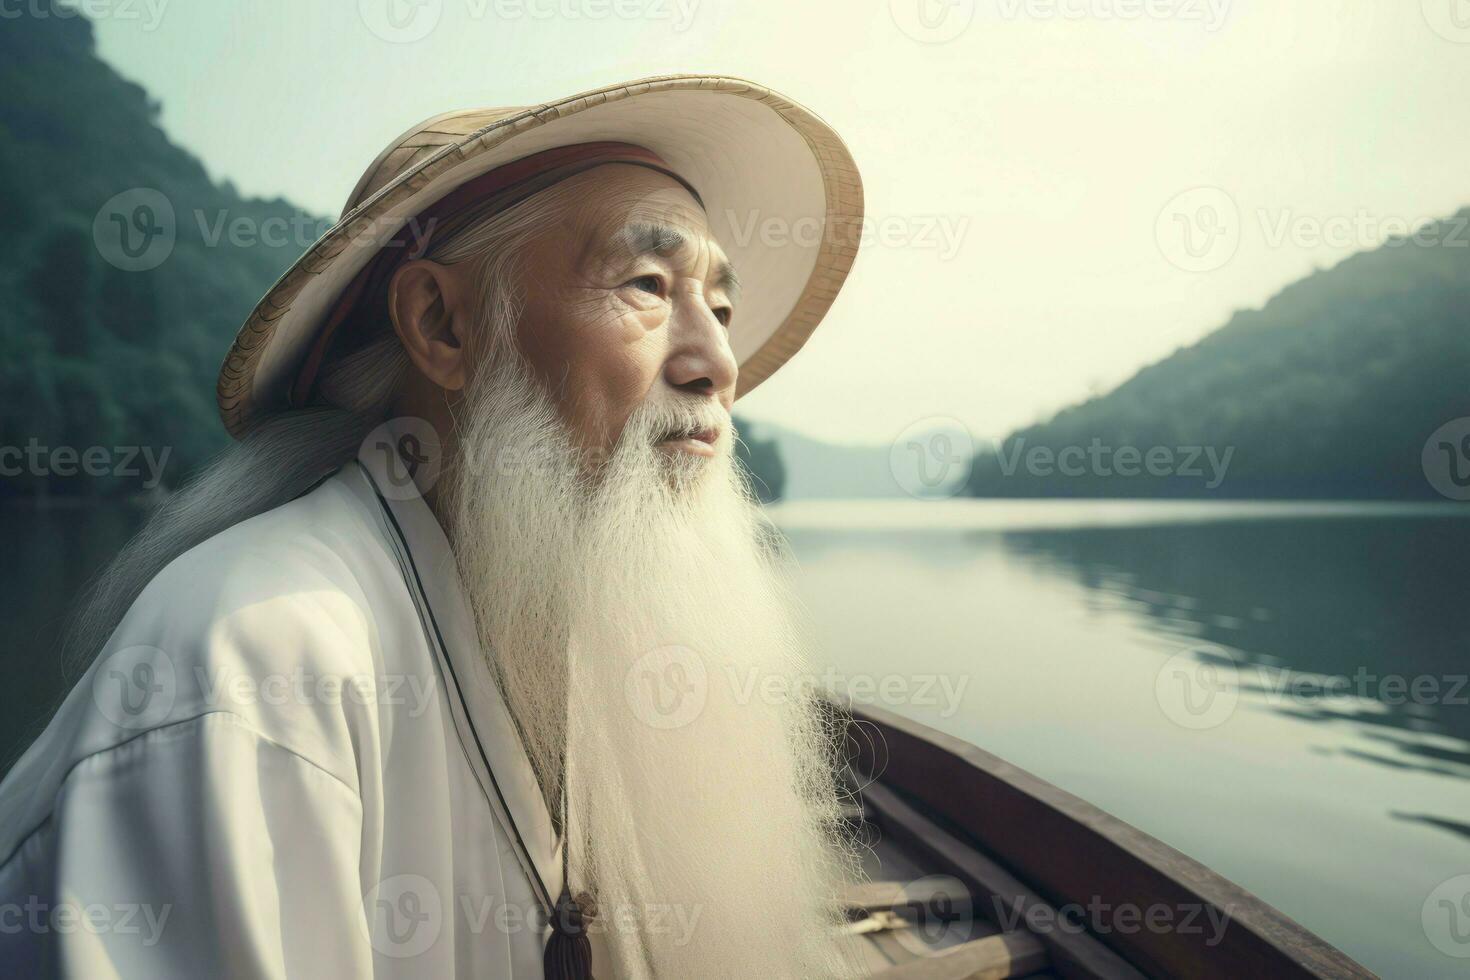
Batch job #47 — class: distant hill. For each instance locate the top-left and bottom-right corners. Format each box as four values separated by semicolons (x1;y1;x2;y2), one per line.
0;7;317;497
731;417;786;503
967;215;1470;499
746;421;904;500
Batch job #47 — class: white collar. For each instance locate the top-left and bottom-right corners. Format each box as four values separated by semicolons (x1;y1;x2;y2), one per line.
350;419;563;909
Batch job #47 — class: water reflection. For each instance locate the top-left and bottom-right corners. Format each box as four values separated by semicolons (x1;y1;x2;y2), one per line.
1392;812;1470;844
1000;516;1470;779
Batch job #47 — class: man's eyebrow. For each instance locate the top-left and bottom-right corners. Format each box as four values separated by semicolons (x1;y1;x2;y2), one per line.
609;221;687;259
606;221;741;303
712;259;741;304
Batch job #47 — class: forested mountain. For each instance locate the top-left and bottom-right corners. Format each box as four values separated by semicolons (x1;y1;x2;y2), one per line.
0;8;313;496
968;216;1470;499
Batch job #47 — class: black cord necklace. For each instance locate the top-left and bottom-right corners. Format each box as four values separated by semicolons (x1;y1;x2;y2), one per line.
362;461;596;978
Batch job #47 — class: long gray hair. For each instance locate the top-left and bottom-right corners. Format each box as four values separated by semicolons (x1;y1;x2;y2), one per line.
61;181;582;677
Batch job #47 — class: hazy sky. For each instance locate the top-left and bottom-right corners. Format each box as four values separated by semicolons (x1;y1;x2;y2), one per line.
89;0;1470;445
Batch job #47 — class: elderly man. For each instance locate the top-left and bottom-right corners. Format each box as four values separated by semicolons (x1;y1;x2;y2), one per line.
0;76;865;978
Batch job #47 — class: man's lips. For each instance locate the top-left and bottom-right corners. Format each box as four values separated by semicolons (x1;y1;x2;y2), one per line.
658;425;722;455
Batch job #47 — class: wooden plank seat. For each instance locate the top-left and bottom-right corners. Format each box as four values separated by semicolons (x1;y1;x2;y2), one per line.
864;931;1049;980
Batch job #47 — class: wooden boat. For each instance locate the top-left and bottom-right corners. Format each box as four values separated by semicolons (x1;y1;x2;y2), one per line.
836;701;1376;979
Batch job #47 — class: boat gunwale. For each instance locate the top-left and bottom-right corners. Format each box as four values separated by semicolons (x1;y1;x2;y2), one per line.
839;698;1377;980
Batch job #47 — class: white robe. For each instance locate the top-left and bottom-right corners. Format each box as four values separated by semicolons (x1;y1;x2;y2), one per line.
0;436;580;977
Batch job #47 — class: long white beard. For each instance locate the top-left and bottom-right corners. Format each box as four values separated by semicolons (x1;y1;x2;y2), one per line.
444;354;863;978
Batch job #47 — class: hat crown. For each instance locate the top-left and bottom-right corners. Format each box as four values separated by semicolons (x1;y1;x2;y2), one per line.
344;106;527;216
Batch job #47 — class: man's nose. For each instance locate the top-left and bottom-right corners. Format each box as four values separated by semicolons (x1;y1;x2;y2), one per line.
663;295;737;403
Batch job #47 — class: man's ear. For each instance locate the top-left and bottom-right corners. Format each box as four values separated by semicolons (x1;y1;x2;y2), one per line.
388;259;470;392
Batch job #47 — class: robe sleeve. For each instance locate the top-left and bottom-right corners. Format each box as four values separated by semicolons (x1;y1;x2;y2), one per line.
32;709;371;979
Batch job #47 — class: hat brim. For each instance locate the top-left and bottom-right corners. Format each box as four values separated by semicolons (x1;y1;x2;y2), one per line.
217;74;863;439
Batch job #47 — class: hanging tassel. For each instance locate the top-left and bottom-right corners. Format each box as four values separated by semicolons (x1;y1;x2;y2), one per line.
544;886;595;979
546;731;596;977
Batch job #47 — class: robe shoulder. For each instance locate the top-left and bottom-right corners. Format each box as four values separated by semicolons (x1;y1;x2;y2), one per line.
123;469;390;680
0;468;421;859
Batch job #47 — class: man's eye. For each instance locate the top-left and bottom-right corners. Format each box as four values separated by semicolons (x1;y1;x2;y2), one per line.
713;307;733;328
625;275;663;295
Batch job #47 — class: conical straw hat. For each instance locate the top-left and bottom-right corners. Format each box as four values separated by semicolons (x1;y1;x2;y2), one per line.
216;74;863;439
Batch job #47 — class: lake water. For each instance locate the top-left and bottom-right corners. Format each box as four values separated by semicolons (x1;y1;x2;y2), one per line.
773;499;1470;980
4;498;1468;977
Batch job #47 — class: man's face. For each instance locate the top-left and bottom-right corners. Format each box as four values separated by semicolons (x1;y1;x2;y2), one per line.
508;164;740;462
